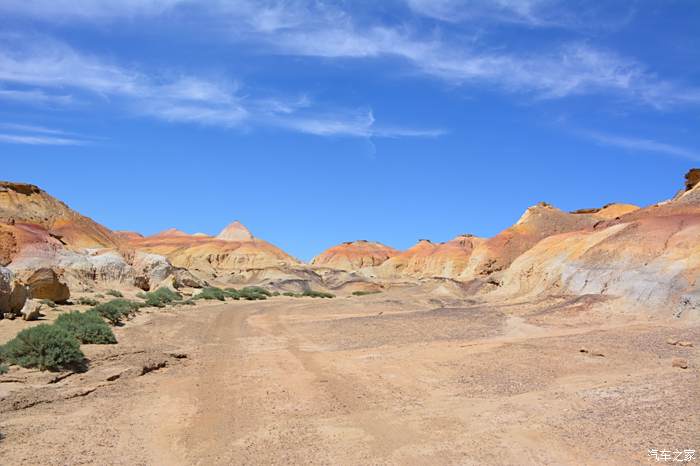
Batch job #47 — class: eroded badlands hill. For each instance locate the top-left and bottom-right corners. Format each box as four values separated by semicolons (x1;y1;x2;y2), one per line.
125;222;299;277
311;240;399;271
376;235;484;279
1;170;699;317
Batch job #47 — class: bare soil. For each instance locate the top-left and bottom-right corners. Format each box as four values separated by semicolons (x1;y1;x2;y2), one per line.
0;291;698;465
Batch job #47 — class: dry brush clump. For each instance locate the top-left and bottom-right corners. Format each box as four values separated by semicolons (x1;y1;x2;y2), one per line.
0;324;85;371
54;310;117;344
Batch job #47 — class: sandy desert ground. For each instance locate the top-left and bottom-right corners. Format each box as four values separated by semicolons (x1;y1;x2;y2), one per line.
1;288;697;466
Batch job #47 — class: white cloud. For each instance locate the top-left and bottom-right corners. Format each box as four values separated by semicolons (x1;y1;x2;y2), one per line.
0;0;187;20
405;0;556;26
0;36;440;138
0;133;85;146
0;87;74;105
0;2;695;110
582;130;700;161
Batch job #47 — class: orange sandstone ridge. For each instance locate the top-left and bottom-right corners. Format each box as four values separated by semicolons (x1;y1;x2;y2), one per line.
0;181;122;250
311;240;399;271
377;235;484;279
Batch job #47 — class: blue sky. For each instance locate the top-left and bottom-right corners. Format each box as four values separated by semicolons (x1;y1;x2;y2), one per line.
1;1;698;260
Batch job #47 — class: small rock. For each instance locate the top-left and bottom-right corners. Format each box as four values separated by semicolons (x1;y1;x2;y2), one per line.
21;299;42;321
678;341;694;347
666;338;679;346
672;358;689;369
26;268;70;303
579;348;589;353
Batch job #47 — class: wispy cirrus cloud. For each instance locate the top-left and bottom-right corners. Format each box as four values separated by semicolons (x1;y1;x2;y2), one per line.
0;2;696;111
581;130;700;161
405;0;559;26
0;122;88;145
0;35;439;139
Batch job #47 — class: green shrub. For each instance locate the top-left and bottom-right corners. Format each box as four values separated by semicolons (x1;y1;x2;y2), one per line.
238;286;271;300
94;293;104;298
195;287;227;301
241;286;272;297
302;290;335;299
39;299;57;308
352;290;382;296
54;311;117;344
0;364;7;374
178;299;196;306
141;287;182;307
0;324;84;371
282;291;301;297
77;297;99;306
105;289;123;298
272;291;280;296
91;299;142;325
135;291;147;299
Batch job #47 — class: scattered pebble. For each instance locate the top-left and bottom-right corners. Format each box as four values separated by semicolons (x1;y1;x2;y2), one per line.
672;358;689;369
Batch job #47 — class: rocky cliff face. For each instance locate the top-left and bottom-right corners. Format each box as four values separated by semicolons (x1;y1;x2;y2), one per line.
461;202;638;278
0;182;122;249
495;197;699;314
311;240;399;271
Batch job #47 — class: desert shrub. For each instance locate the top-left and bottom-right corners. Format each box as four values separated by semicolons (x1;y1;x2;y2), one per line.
0;324;84;371
105;289;123;298
352;290;381;296
77;297;99;306
54;311;117;344
195;287;227;301
178;299;196;306
142;287;182;307
241;286;271;297
272;291;280;296
224;288;241;300
302;290;335;299
239;287;270;300
91;299;142;325
94;293;104;298
0;364;7;374
135;291;147;299
39;299;57;308
282;291;301;297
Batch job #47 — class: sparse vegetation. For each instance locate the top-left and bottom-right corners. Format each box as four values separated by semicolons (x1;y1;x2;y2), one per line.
281;290;335;299
195;287;227;301
352;290;382;296
191;286;273;301
136;291;147;299
105;289;124;298
55;311;117;344
302;290;335;298
141;287;182;307
0;324;84;371
91;299;143;325
77;297;100;306
239;286;270;300
0;364;7;375
178;299;196;306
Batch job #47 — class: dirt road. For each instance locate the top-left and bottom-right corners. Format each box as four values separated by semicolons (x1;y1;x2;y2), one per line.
1;295;698;465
